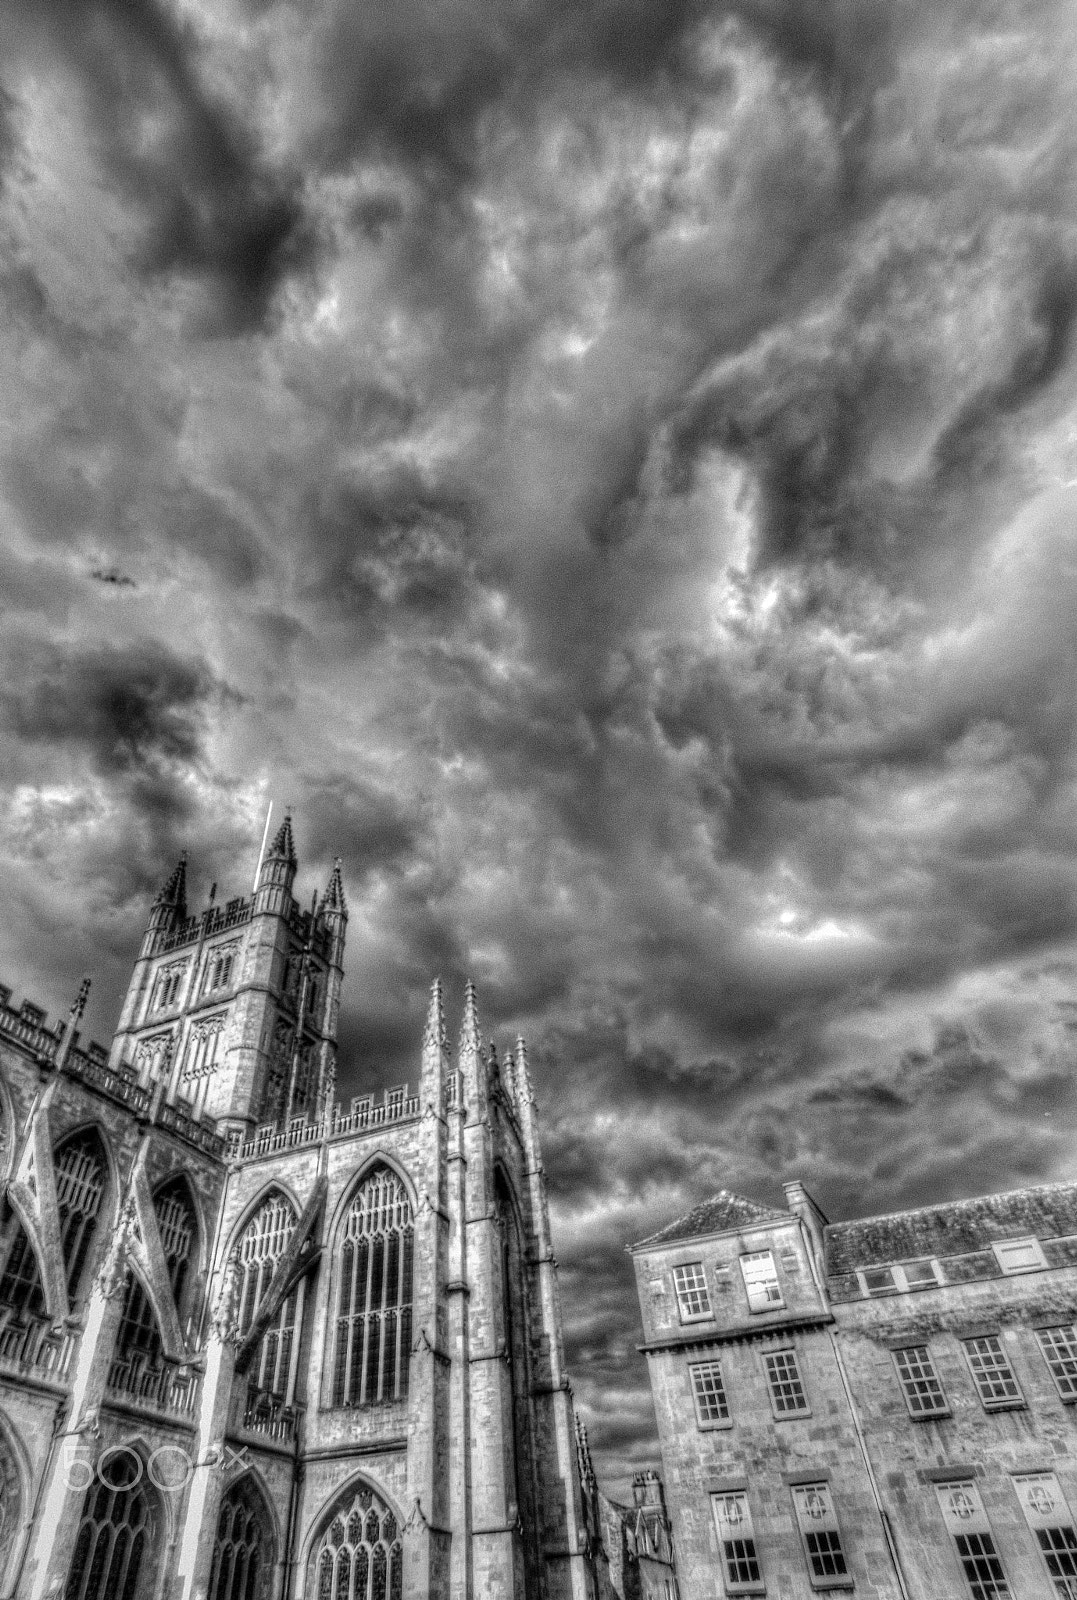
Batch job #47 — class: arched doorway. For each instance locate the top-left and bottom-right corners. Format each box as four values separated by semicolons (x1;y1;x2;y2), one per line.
310;1482;402;1600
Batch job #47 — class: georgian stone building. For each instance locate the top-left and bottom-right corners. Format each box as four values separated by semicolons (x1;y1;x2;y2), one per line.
631;1179;1077;1599
0;818;606;1600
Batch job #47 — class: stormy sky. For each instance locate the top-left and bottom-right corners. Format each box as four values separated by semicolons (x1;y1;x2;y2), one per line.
2;0;1077;1493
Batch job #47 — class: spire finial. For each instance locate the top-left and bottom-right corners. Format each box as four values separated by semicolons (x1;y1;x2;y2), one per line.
423;977;447;1053
266;813;297;865
460;979;479;1047
514;1035;533;1103
322;857;347;916
154;856;188;913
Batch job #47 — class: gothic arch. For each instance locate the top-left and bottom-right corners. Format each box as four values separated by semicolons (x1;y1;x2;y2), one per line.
52;1125;114;1299
151;1173;201;1317
51;1118;121;1229
326;1151;418;1242
1;1124;112;1332
327;1163;414;1410
208;1468;279;1600
301;1473;405;1600
220;1181;304;1271
228;1188;305;1406
63;1434;164;1600
493;1162;527;1232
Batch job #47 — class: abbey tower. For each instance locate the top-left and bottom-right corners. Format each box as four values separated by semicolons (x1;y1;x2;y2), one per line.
0;820;608;1600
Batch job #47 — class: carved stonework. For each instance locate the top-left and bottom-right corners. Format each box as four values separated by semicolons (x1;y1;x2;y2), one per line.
97;1195;136;1299
211;1253;241;1345
182;1015;226;1084
134;1031;173;1082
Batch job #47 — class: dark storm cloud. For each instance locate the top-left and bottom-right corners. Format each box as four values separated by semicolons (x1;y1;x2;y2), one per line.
3;0;1077;1499
0;636;224;777
2;0;319;332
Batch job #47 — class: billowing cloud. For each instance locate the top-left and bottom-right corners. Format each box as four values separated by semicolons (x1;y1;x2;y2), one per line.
2;0;1077;1495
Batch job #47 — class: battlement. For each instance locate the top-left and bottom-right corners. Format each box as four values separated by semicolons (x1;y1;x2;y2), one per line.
148;891;332;960
0;984;108;1064
236;1083;420;1161
152;894;255;955
0;982;229;1159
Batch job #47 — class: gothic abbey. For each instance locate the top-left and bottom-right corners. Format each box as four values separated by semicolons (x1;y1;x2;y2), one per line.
0;818;617;1600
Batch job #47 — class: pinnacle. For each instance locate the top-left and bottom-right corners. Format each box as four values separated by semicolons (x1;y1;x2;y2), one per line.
514;1036;534;1102
458;979;480;1056
422;977;447;1053
155;855;188;914
322;858;347;916
267;813;297;864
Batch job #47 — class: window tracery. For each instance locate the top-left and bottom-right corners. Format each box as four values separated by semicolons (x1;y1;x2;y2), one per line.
63;1450;153;1600
237;1193;300;1397
332;1167;413;1408
108;1178;197;1401
183;1017;226;1084
313;1484;402;1600
208;1474;274;1600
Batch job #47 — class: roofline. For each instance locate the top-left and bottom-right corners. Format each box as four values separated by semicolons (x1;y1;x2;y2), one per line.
823;1177;1077;1236
628;1210;794;1255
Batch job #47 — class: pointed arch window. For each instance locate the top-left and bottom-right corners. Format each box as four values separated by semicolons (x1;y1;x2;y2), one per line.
237;1193;301;1397
56;1133;107;1296
0;1133;106;1312
204;948;237;995
332;1168;413;1408
209;1474;274;1600
64;1450;153;1600
313;1484;402;1600
108;1179;197;1405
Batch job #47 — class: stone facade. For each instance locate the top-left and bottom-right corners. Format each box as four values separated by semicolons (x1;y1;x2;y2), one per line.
631;1181;1077;1598
0;822;601;1600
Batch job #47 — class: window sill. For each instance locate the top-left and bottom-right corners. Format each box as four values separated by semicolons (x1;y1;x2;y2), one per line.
809;1578;853;1592
696;1418;733;1431
981;1399;1026;1413
725;1585;766;1596
677;1313;715;1326
771;1409;812;1421
906;1410;951;1422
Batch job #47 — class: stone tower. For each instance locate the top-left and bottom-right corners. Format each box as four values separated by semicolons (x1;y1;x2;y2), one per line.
108;816;345;1142
0;819;601;1600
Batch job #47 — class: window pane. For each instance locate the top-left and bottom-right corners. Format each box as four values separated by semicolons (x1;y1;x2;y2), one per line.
764;1350;808;1414
672;1262;711;1321
893;1345;948;1416
964;1336;1022;1407
689;1362;729;1425
953;1532;1011;1599
740;1251;783;1311
1038;1327;1077;1399
712;1494;761;1587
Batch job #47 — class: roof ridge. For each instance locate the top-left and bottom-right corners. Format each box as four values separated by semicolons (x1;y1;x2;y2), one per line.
632;1188;789;1251
824;1177;1077;1234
